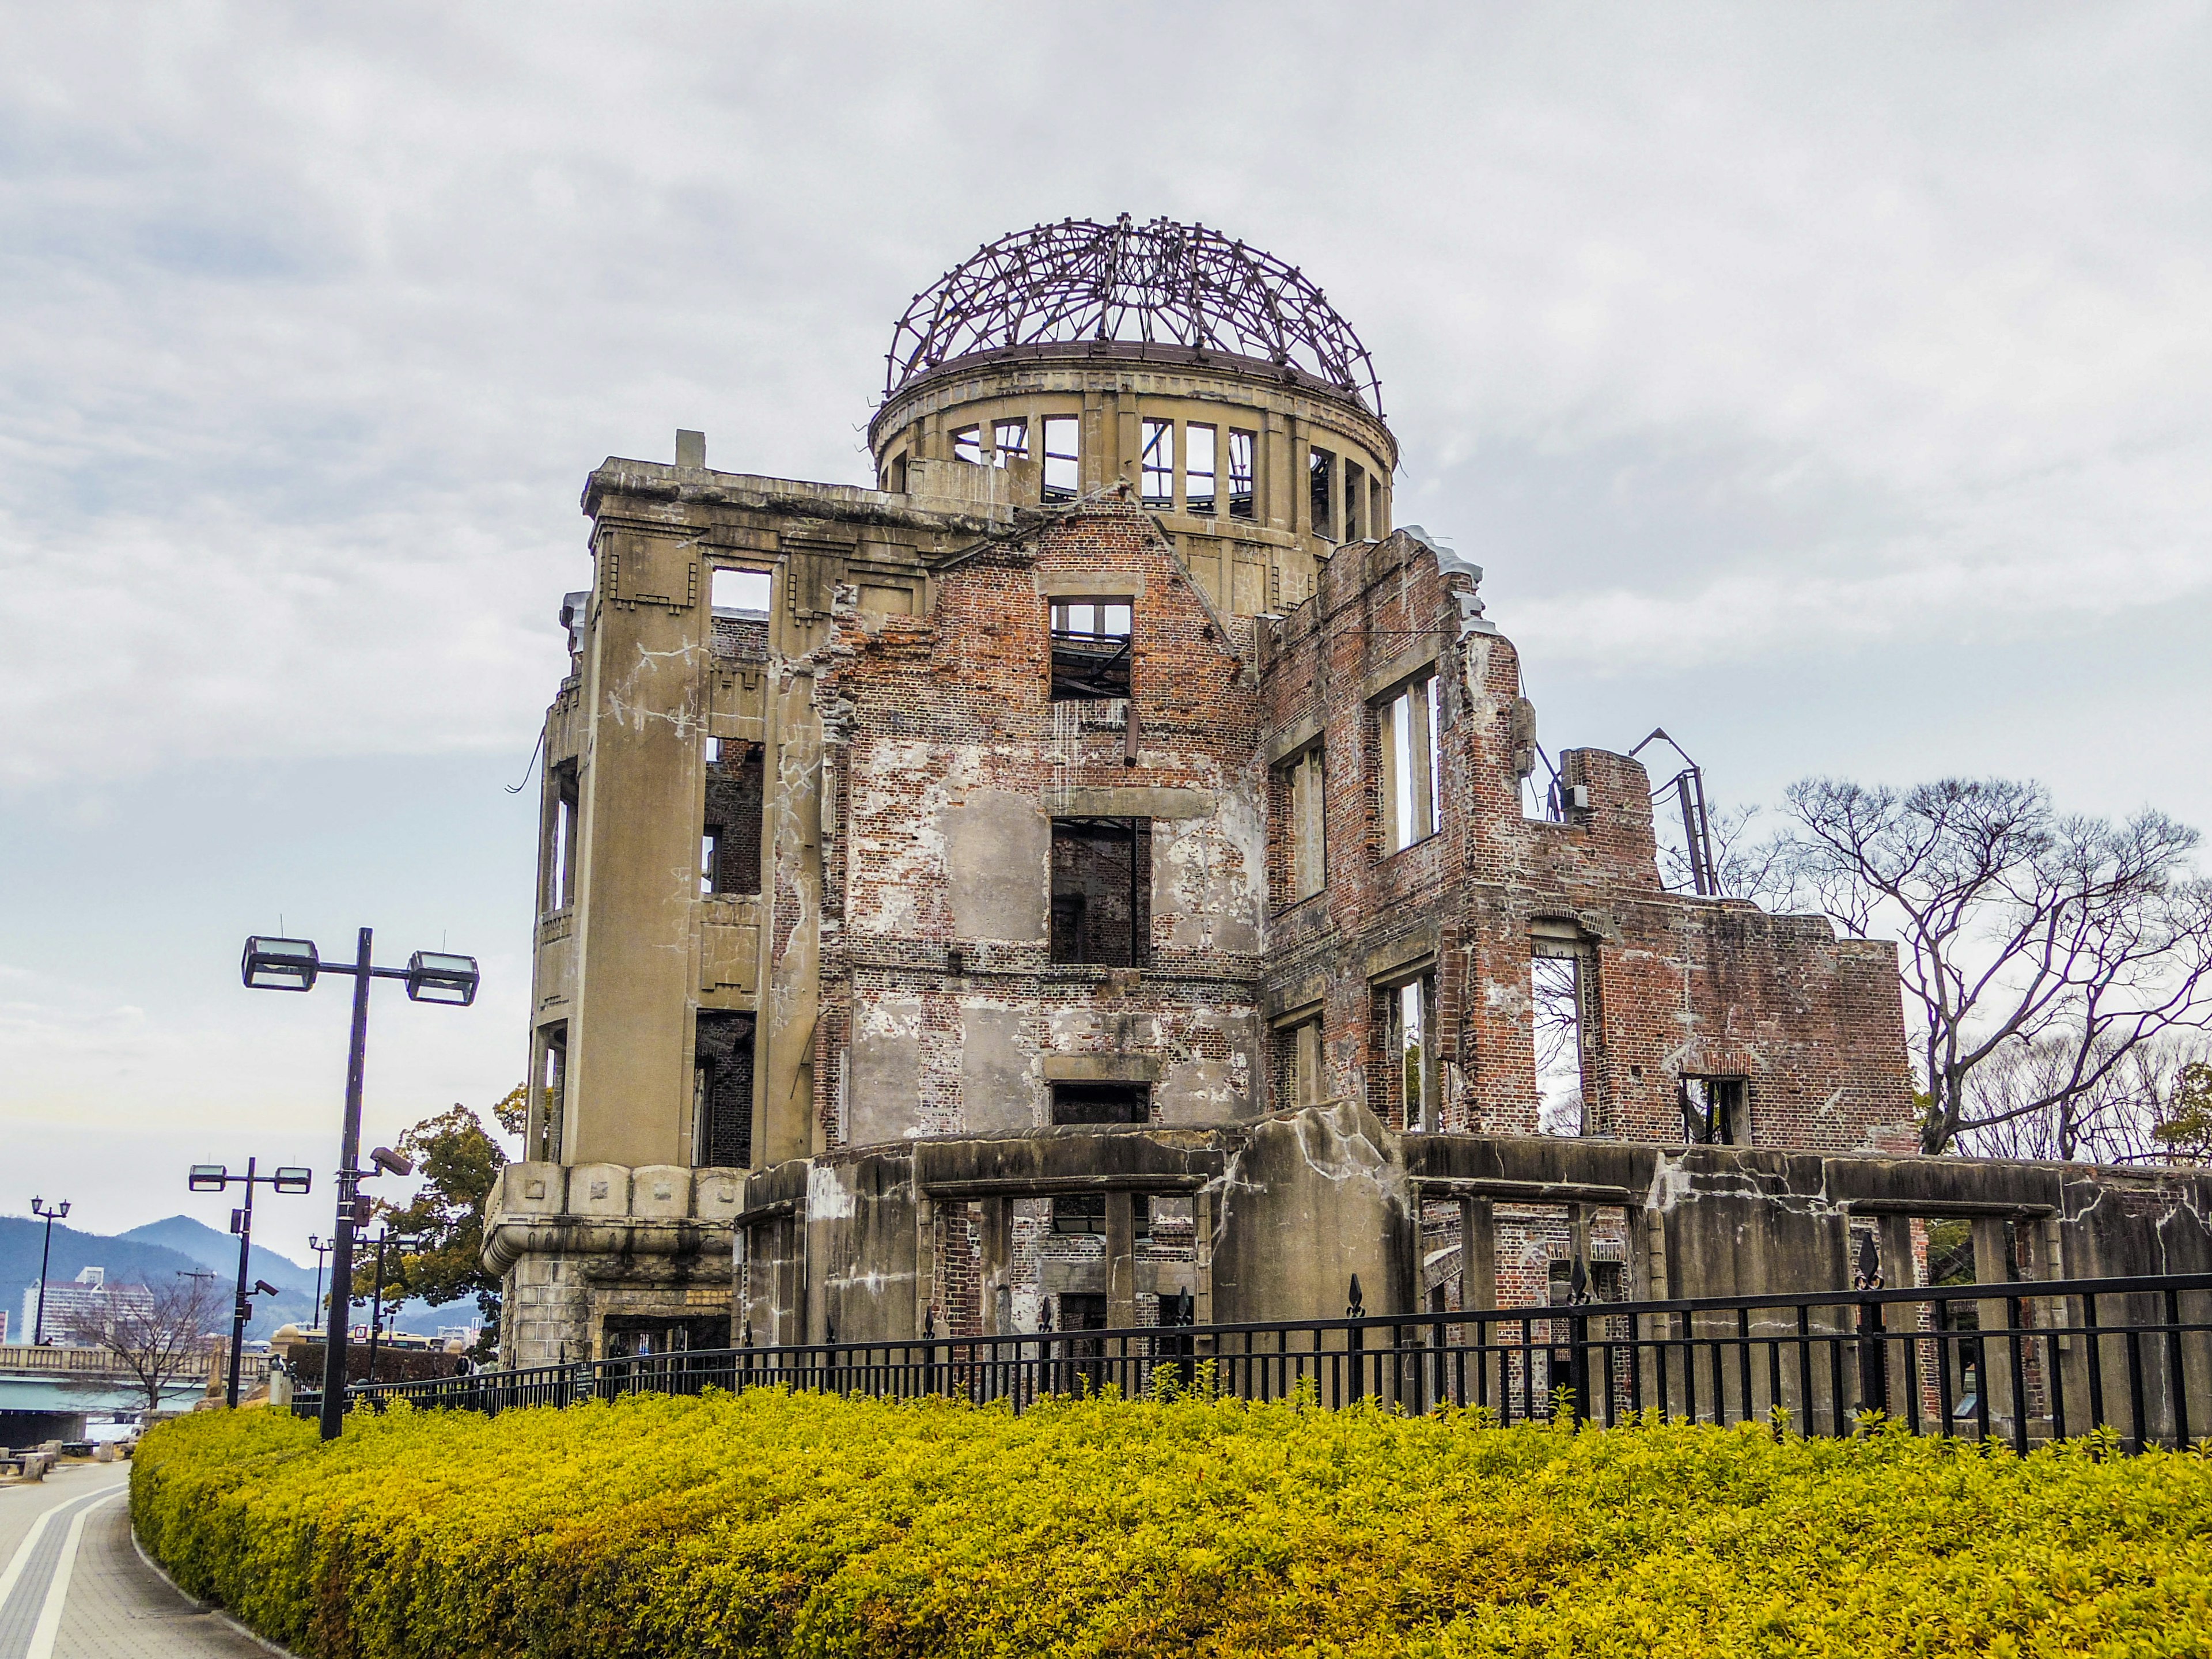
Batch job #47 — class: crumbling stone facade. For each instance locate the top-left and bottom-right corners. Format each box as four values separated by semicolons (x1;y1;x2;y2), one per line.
484;219;2209;1368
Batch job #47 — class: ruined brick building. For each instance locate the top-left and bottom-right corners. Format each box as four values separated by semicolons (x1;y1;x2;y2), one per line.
484;217;2212;1368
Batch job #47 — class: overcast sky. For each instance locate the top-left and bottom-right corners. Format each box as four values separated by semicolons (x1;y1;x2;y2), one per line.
5;3;2210;1260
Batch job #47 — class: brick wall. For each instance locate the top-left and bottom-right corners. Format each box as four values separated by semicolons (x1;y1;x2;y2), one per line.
1257;531;1915;1151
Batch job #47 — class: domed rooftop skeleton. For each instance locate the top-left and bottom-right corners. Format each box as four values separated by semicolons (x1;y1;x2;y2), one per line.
885;216;1384;415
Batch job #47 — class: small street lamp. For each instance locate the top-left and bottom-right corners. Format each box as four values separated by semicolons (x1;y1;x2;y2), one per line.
361;1225;418;1385
307;1235;335;1320
239;927;475;1441
28;1196;70;1347
188;1158;312;1407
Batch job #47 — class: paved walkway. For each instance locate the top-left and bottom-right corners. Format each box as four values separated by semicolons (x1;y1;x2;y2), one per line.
0;1465;272;1658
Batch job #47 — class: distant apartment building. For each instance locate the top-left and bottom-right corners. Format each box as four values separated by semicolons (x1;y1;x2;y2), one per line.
20;1266;153;1345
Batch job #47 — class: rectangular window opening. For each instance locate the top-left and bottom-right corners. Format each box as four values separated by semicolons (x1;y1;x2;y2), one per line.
702;740;765;895
1681;1077;1748;1146
537;1024;568;1164
1532;953;1586;1137
1050;817;1150;967
1185;423;1217;514
1369;474;1384;537
1049;1192;1152;1237
1043;415;1080;501
1228;429;1257;519
1140;418;1175;508
1049;599;1132;701
1344;460;1366;541
1392;975;1438;1131
952;424;983;466
692;1012;756;1168
711;567;771;613
991;419;1029;467
1380;676;1442;853
1309;449;1335;540
1050;1082;1151;1126
546;761;579;913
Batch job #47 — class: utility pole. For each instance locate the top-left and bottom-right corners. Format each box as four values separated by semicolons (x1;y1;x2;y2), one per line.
28;1198;70;1346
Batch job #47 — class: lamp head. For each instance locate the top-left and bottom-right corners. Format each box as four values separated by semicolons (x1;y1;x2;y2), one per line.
241;936;320;993
404;950;479;1007
188;1165;228;1193
272;1166;312;1195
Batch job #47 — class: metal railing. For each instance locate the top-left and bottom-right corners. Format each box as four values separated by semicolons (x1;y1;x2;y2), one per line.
295;1272;2212;1453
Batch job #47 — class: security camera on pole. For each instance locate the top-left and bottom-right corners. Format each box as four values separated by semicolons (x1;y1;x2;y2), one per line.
238;928;475;1441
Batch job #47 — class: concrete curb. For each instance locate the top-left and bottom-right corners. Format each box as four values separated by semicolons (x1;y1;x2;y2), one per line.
128;1519;301;1659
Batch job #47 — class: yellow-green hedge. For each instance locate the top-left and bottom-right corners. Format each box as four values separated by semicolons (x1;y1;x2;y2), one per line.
133;1389;2212;1657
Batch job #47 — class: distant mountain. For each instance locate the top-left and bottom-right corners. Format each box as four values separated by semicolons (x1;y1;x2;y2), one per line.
3;1214;464;1343
120;1215;319;1294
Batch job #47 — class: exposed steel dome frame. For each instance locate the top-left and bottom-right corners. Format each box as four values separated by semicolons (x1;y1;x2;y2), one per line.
885;215;1383;415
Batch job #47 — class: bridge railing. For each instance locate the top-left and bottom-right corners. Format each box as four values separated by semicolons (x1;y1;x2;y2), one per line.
0;1343;268;1383
293;1272;2212;1453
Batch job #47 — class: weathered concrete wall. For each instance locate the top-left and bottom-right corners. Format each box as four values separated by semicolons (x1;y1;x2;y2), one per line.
814;499;1267;1146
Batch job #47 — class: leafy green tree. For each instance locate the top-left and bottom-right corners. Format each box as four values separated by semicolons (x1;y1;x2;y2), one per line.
2153;1061;2212;1163
351;1087;524;1356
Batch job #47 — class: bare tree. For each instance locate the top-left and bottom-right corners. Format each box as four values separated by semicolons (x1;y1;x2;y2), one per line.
64;1274;226;1416
1657;802;1795;907
1778;777;2212;1156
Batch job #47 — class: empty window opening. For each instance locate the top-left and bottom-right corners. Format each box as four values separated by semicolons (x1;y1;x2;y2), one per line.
992;419;1029;467
1141;418;1175;507
1276;745;1326;903
1344;460;1366;541
603;1313;729;1358
1369;474;1384;537
544;760;579;914
1547;1258;1623;1305
1051;1081;1152;1125
1228;429;1257;518
1380;676;1442;853
536;1024;568;1164
702;739;765;895
711;567;771;613
1051;1193;1152;1235
1043;415;1080;501
887;452;909;493
1309;448;1336;539
1049;599;1132;700
1050;817;1151;967
1532;952;1587;1137
1185;423;1217;513
952;424;983;466
1680;1077;1749;1146
693;1012;755;1168
1392;975;1438;1131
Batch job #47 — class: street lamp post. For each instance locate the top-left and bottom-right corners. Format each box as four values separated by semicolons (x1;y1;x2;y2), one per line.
307;1235;335;1321
188;1160;312;1407
28;1197;70;1347
240;927;475;1441
361;1226;412;1384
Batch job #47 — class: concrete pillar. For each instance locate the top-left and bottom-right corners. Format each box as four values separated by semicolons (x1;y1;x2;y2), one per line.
980;1197;1012;1336
1971;1217;2022;1442
1106;1191;1137;1331
567;529;704;1167
1461;1197;1496;1310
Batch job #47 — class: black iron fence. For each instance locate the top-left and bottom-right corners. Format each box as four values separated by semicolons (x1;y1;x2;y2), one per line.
294;1272;2212;1453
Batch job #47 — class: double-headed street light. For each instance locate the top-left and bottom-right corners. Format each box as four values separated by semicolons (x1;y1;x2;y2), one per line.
240;928;474;1441
306;1235;335;1320
28;1197;70;1346
188;1158;312;1408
